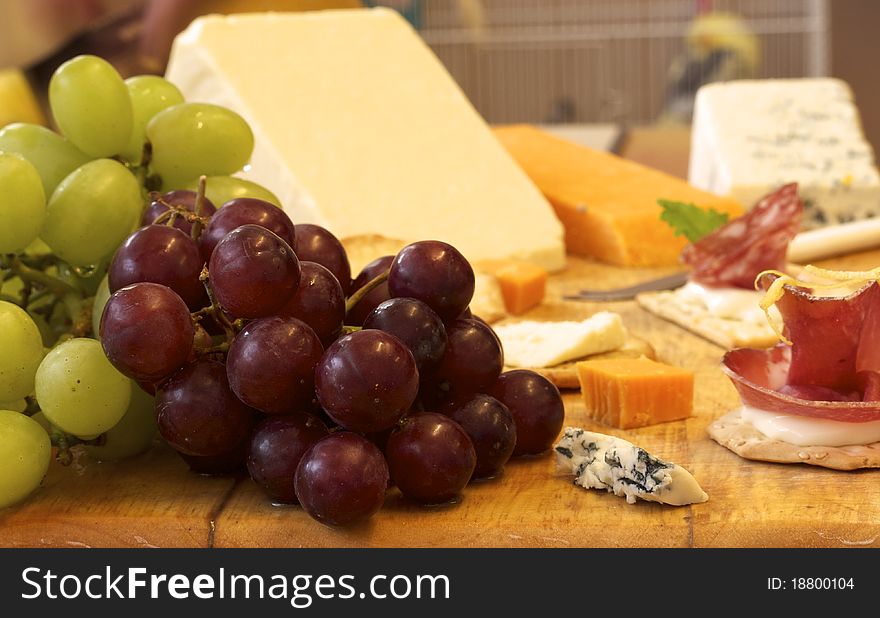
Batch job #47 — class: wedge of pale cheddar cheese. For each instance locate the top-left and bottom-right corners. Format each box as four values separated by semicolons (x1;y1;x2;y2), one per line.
165;9;566;272
494;124;742;266
576;357;693;429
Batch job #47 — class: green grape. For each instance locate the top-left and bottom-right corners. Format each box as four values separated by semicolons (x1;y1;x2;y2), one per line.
120;75;184;164
0;123;90;196
84;384;157;461
187;175;281;207
146;103;253;190
91;274;111;339
0;152;46;254
48;55;133;158
35;338;131;438
0;301;44;401
0;399;27;413
41;159;143;267
24;237;53;256
0;410;51;509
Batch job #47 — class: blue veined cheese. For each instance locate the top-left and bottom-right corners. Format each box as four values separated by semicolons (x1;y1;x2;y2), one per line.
555;427;708;506
689;78;880;228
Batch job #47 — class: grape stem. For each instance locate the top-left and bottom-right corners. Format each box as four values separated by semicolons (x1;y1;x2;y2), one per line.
51;429;106;466
344;269;390;316
9;256;79;299
191;175;208;241
198;266;237;342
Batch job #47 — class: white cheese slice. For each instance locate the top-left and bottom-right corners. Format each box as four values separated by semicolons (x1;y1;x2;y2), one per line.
164;9;566;272
676;281;774;325
493;312;627;368
740;405;880;447
555;427;708;506
689;78;880;228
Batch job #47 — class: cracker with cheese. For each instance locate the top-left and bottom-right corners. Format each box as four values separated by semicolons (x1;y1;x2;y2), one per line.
636;287;779;349
493;313;656;389
638;184;802;349
708;411;880;471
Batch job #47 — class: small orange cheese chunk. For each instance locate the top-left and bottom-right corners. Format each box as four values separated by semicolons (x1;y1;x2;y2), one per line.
478;260;547;315
493;124;743;266
576;357;693;429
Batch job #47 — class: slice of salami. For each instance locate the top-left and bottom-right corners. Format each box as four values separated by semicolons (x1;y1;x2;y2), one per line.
682;183;802;289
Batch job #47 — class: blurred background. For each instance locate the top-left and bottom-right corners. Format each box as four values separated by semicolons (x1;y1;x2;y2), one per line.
0;0;877;177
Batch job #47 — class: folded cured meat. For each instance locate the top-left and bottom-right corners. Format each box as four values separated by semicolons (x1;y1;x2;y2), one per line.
710;267;880;469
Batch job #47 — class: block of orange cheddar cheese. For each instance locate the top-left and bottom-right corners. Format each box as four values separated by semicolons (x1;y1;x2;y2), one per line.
493;124;742;266
576;357;693;429
477;260;547;315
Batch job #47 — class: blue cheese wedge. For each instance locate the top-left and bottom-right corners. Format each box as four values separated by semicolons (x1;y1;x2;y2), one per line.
689;78;880;228
555;427;708;506
492;312;626;368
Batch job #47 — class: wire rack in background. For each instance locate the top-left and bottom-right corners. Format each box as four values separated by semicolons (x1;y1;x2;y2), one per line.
419;0;829;125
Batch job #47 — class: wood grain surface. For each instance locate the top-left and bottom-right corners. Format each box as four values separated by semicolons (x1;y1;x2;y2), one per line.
2;251;879;548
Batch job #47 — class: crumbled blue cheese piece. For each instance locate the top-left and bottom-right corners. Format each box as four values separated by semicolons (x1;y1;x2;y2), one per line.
555;427;708;506
689;78;880;228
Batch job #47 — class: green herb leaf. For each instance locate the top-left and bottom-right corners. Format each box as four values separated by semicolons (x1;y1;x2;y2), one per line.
657;199;729;243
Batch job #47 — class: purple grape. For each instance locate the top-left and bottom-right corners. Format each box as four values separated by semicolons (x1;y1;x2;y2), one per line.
315;330;418;433
247;414;329;504
109;224;207;310
294;224;351;295
178;433;249;475
388;241;474;321
278;261;345;345
294;432;389;526
208;224;300;319
156;358;255;457
100;282;194;384
199;197;296;262
363;297;447;371
444;394;516;479
488;370;564;456
421;318;503;405
346;255;393;326
226;316;323;415
141;190;216;236
385;412;476;504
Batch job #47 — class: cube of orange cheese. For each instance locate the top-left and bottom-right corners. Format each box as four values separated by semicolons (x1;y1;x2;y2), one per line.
477;260;547;315
493;124;743;266
576;357;693;429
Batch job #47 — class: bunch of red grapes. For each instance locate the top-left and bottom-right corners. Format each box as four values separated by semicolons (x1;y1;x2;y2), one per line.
100;189;565;526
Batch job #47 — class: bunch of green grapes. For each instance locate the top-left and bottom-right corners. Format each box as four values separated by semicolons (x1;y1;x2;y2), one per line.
0;54;274;510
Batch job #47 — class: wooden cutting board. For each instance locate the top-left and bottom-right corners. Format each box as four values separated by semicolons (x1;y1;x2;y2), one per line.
2;252;879;548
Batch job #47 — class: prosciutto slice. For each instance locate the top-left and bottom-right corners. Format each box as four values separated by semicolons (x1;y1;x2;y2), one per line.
682;183;803;289
722;277;880;422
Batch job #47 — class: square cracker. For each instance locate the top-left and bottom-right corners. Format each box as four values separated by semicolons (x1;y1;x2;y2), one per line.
636;288;779;349
708;410;880;471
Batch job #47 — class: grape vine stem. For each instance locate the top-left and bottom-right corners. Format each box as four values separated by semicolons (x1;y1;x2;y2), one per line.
344;269;389;316
9;256;79;299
